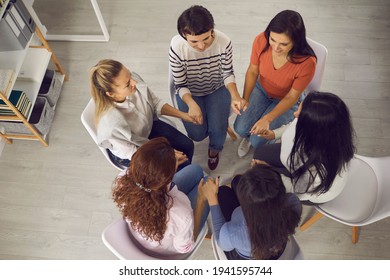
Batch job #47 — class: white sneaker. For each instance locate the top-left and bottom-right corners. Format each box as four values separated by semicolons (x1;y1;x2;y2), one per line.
238;138;251;158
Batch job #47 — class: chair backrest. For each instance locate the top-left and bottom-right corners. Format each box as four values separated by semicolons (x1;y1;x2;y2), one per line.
288;235;305;260
80;98;124;171
317;155;390;226
305;37;328;94
211;234;304;260
102;218;208;260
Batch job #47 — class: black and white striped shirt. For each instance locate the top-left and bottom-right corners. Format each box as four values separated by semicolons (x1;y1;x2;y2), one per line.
169;29;236;98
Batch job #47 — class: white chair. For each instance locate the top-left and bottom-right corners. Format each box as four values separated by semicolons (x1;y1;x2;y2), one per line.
305;37;328;93
102;218;209;260
168;69;237;141
211;234;304;260
81;98;124;171
300;155;390;244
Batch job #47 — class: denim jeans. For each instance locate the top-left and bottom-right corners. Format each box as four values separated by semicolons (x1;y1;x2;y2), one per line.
172;163;210;237
148;119;194;165
234;81;301;148
176;86;231;152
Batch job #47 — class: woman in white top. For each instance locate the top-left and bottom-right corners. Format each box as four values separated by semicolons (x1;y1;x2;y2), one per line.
90;59;194;168
253;92;356;204
112;137;209;255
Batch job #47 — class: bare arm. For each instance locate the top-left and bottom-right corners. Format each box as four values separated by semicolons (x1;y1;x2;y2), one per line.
243;64;259;101
193;178;207;241
226;82;248;115
160;103;195;123
182;93;203;125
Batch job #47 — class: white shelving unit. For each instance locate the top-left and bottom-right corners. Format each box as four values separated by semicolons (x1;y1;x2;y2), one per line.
0;1;67;147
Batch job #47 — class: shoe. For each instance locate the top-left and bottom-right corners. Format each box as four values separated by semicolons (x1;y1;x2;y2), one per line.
238;138;251;158
208;149;219;170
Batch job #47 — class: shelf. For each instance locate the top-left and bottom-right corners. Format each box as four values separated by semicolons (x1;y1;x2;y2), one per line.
0;1;67;147
0;0;10;19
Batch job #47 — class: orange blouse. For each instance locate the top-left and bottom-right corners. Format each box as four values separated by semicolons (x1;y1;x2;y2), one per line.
250;32;316;100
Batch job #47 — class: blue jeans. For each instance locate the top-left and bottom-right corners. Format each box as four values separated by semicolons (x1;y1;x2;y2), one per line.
172;163;210;236
176;86;231;152
234;81;301;148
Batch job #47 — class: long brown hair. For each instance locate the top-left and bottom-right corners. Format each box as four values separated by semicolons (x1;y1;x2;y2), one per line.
89;59;123;126
112;137;177;242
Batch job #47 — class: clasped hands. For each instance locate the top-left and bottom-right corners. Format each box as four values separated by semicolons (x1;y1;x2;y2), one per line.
185;97;248;125
250;118;275;140
198;176;220;206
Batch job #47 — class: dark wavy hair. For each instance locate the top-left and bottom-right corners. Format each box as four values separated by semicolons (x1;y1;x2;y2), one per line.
177;5;214;39
112;137;176;242
260;10;316;63
289;92;355;195
236;164;301;259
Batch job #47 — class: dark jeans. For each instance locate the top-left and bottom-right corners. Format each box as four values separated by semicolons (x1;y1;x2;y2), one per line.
253;143;291;177
109;119;194;169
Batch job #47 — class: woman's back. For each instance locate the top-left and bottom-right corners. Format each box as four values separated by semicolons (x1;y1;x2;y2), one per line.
128;186;195;255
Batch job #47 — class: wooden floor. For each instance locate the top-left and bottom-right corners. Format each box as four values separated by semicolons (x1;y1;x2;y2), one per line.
0;0;389;260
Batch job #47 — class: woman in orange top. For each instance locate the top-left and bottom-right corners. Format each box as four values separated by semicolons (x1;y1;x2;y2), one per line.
234;10;316;157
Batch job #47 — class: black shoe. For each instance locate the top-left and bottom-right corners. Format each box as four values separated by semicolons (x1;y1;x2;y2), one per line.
208;149;219;170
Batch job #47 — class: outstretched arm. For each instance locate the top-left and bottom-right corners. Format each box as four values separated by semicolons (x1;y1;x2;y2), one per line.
160;103;197;124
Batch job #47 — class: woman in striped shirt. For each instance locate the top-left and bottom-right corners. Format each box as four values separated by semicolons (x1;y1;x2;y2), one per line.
169;5;247;170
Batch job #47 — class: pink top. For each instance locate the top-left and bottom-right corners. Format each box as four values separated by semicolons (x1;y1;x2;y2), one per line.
127;185;195;255
250;32;316;99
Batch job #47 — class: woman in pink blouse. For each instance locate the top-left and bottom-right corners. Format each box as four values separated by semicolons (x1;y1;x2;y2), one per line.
112;137;209;255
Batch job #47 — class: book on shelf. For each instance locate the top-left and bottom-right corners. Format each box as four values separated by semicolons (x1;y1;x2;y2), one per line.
0;68;15;95
0;89;32;119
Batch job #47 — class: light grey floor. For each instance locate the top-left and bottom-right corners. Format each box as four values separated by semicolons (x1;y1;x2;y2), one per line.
0;0;389;260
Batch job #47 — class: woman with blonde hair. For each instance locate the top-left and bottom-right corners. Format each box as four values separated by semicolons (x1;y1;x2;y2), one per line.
90;59;194;168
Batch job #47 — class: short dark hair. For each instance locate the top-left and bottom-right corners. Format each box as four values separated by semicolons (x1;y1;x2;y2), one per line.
177;5;214;39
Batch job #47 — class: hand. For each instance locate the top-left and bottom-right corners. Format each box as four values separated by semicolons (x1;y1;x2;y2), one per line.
174;149;188;166
259;129;275;140
181;112;198;124
188;103;203;125
231;97;248;115
250;118;270;135
251;159;270;167
198;176;220;206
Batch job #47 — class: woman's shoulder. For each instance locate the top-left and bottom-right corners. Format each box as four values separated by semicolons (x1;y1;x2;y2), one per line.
170;34;187;50
253;32;267;44
214;29;231;44
98;106;123;125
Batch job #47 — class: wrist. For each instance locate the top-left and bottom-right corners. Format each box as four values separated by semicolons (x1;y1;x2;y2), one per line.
262;115;273;123
207;196;219;206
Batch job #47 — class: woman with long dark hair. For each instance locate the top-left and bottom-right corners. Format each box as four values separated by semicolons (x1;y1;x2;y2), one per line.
234;10;316;157
253;92;356;203
200;164;301;260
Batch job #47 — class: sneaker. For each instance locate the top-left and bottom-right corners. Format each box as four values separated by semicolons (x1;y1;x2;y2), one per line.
208;149;219;170
238;138;251;158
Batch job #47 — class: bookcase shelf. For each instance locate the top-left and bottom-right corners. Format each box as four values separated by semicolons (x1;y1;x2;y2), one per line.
0;0;67;146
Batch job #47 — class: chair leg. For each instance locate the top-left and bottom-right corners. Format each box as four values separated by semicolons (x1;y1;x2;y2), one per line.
352;226;360;244
300;212;324;231
227;126;237;141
